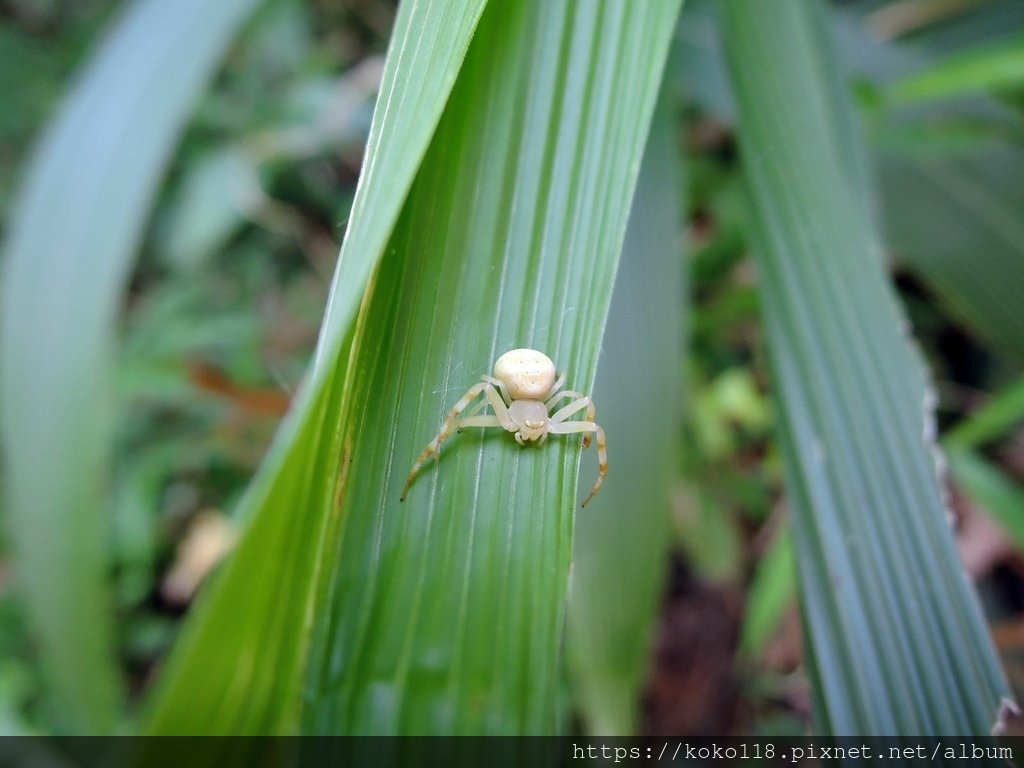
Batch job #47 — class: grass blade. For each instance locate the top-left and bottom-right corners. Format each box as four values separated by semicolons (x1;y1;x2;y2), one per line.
141;0;489;734
945;376;1024;450
566;85;684;736
0;0;261;732
740;525;795;660
144;0;682;735
884;32;1024;105
301;0;681;735
721;0;1011;735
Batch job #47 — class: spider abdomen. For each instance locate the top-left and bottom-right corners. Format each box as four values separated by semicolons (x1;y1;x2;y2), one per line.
494;348;556;400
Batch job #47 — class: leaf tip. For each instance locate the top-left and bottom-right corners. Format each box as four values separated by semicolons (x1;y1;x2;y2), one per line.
992;697;1022;736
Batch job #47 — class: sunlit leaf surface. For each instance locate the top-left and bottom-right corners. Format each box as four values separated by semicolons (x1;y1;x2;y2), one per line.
144;0;682;735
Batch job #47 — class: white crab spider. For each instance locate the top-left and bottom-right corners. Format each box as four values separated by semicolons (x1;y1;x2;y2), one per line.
400;348;607;507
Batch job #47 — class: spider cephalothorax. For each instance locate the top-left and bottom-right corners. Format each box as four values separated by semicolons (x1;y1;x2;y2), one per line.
400;348;607;506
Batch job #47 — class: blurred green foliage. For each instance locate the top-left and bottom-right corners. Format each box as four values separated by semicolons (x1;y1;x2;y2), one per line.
0;0;388;733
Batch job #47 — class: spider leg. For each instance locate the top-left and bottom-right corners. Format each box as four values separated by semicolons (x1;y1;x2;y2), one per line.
548;420;606;507
462;398;490;419
466;380;512;424
482;375;512;406
401;382;510;501
545;389;585;409
457;415;503;428
547;394;596;448
542;372;567;402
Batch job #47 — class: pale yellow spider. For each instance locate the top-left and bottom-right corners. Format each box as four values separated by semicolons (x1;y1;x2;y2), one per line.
400;348;607;507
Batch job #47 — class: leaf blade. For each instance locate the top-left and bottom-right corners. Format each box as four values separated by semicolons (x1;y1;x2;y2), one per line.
300;0;683;734
143;0;683;735
566;84;684;736
141;0;489;734
884;33;1024;105
720;0;1011;735
0;0;261;732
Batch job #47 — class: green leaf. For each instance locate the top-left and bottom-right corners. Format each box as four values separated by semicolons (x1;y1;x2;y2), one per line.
674;485;744;583
566;86;684;737
740;524;795;660
945;375;1024;450
142;0;490;735
143;0;682;735
0;0;261;732
885;33;1024;105
720;0;1011;735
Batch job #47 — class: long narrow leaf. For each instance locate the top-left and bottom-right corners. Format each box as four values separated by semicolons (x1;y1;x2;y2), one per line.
721;0;1011;735
145;0;682;735
566;85;684;736
739;525;795;660
300;0;681;735
142;0;489;734
945;376;1024;450
884;33;1024;105
0;0;261;732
